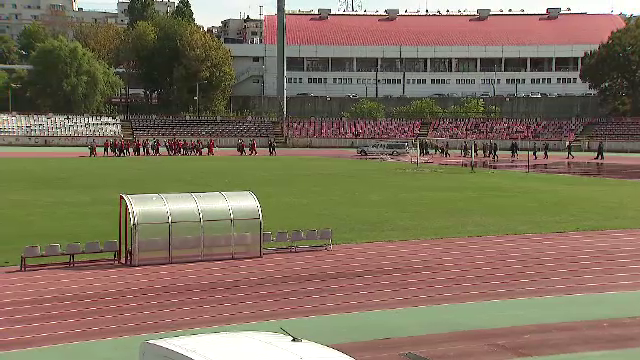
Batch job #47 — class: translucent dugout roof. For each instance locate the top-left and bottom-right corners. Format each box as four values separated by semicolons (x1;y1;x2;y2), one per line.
122;191;262;226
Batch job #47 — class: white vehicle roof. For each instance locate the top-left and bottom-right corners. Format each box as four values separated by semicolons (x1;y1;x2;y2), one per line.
140;331;355;360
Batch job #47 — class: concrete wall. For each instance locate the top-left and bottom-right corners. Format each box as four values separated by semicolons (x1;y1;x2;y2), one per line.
231;95;606;118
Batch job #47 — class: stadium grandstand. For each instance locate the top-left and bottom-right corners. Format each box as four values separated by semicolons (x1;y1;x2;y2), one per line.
0;114;121;137
227;8;624;98
3;114;640;147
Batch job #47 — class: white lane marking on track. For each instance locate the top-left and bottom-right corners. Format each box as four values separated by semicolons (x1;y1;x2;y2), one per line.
3;289;638;353
2;280;640;340
2;271;640;325
2;232;638;282
7;248;640;295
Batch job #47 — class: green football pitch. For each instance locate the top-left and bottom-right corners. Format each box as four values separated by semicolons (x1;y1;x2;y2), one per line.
1;155;640;266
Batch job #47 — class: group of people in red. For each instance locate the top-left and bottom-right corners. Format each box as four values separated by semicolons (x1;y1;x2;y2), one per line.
165;138;215;156
236;138;259;156
90;137;277;157
98;138;160;157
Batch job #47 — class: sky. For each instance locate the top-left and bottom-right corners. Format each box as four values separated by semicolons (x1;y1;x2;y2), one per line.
78;0;640;28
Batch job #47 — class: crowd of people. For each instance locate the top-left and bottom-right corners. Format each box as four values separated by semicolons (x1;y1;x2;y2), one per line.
414;139;559;162
88;138;278;157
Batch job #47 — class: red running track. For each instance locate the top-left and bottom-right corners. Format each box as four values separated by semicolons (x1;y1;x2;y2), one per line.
2;229;640;351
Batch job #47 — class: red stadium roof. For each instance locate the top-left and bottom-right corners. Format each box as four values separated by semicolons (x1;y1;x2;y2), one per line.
263;13;625;47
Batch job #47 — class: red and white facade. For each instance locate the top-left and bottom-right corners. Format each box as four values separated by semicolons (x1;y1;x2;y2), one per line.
226;9;625;98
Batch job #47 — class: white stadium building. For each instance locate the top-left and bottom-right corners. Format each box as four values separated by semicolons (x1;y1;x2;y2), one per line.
226;8;625;98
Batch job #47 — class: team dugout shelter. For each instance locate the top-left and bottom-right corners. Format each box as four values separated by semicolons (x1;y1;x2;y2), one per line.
119;191;263;266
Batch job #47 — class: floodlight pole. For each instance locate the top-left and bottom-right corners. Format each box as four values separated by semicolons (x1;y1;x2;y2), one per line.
471;139;475;173
527;139;530;173
416;139;420;168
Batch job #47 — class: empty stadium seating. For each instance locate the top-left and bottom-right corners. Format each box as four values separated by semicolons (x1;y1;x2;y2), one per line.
283;118;421;139
583;118;640;141
129;116;275;138
0;114;122;137
428;118;588;141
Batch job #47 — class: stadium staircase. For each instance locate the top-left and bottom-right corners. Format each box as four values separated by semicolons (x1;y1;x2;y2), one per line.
418;120;432;138
120;118;134;140
273;120;286;147
575;123;596;140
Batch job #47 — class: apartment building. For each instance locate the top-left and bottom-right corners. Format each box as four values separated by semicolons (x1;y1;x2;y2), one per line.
0;0;175;40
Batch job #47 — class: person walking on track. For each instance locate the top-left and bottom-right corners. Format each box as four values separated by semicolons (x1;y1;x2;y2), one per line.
594;141;604;160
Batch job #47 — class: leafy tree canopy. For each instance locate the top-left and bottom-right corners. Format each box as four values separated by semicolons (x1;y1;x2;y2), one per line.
446;98;499;118
0;35;21;64
344;98;386;118
17;22;50;56
73;23;125;67
127;0;158;28
26;36;123;113
392;98;443;119
124;15;234;115
172;0;195;23
581;20;640;116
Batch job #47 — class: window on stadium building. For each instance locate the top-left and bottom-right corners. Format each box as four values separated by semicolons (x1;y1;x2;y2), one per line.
331;58;353;72
405;59;426;72
455;59;477;72
481;79;500;85
287;57;304;72
480;58;502;72
504;58;527;72
333;78;353;85
530;58;553;72
430;59;452;73
506;79;526;85
431;79;449;85
307;77;327;84
556;77;578;84
380;59;403;72
555;57;579;72
456;79;475;85
306;58;329;72
356;58;378;72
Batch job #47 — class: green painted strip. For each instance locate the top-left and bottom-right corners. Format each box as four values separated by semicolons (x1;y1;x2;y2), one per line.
530;347;640;359
4;291;640;360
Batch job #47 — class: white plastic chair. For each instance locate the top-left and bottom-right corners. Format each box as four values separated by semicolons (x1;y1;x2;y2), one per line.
44;244;62;256
84;241;102;253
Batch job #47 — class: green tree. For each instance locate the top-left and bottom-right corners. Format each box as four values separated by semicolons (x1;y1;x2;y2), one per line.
446;98;497;118
73;23;125;67
127;0;158;28
343;99;386;118
173;23;234;114
17;22;50;56
26;37;123;113
125;15;234;114
172;0;195;23
392;98;443;118
0;35;20;64
580;19;640;116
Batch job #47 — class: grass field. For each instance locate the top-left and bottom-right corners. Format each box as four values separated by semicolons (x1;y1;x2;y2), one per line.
2;155;640;266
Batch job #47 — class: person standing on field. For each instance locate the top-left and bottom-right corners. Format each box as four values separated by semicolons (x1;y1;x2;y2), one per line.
594;141;604;160
544;142;549;159
566;141;575;159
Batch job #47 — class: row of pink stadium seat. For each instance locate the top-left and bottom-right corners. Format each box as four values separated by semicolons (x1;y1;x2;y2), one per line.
428;118;588;141
283;119;421;139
